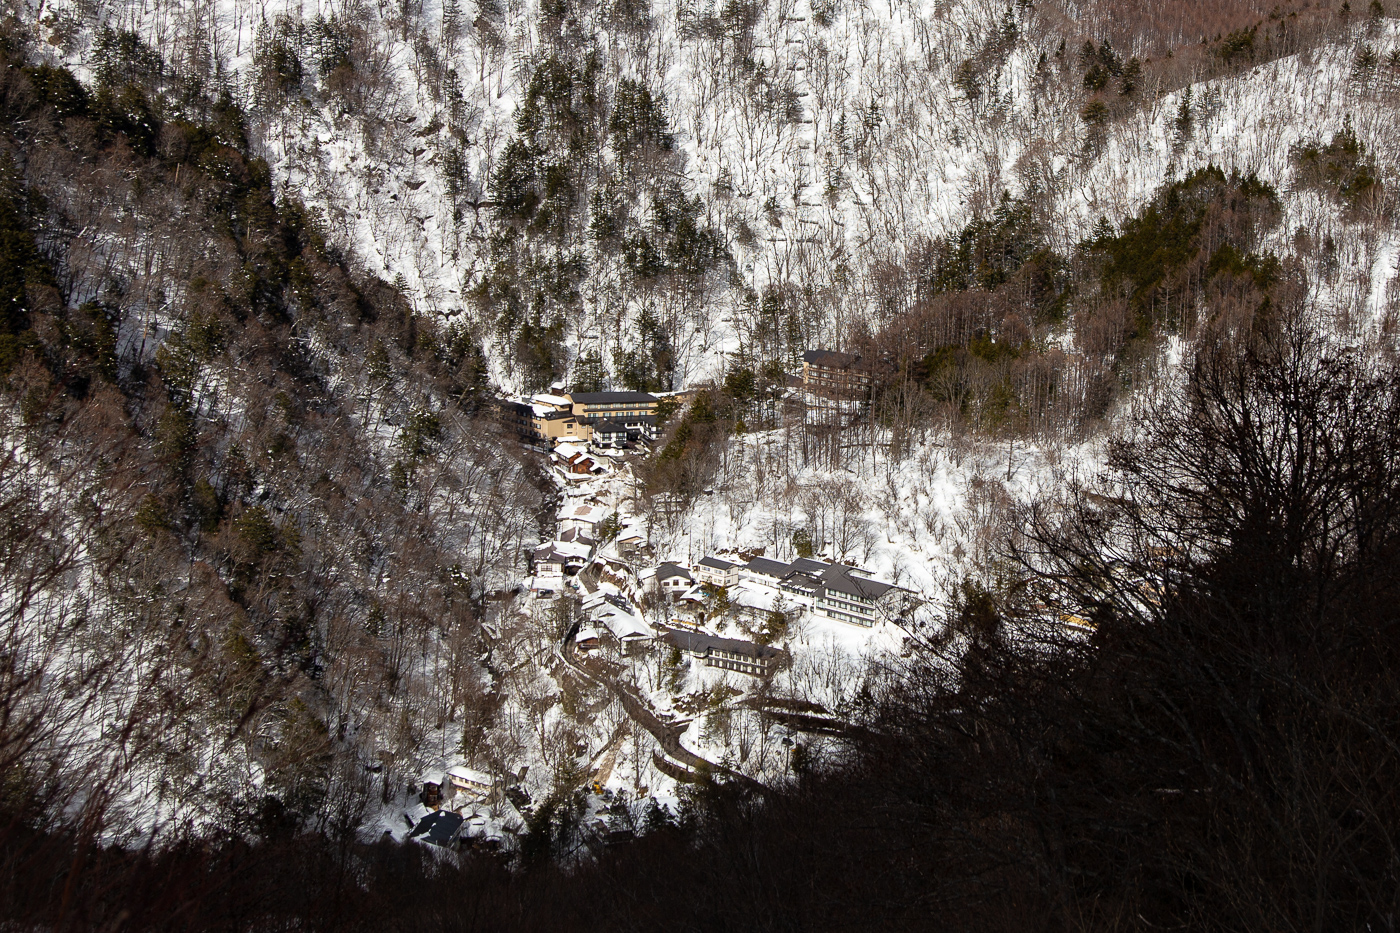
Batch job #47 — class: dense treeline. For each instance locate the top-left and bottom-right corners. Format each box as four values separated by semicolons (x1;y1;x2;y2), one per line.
1;0;1397;927
642;164;1313;502
3;302;1396;931
0;18;542;853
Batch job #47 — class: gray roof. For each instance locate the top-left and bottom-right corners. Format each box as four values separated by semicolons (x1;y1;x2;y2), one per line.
661;630;785;661
570;391;658;405
657;562;693;582
409;811;464;847
779;571;822;593
592;420;626;432
603;593;634;613
697;556;737;571
802;349;862;368
744;556;792;578
820;566;895;600
789;557;832;574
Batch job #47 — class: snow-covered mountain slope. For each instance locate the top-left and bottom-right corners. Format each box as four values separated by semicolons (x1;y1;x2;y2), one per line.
28;0;1400;393
7;0;1400;850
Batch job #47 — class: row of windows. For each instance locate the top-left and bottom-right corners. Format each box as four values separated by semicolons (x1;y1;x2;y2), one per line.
823;593;874;609
712;648;768;663
707;658;764;674
821;605;874;627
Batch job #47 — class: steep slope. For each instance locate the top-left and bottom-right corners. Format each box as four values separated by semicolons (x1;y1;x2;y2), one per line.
0;30;543;840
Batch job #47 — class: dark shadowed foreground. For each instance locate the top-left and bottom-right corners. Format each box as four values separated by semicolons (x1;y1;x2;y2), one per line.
3;312;1398;931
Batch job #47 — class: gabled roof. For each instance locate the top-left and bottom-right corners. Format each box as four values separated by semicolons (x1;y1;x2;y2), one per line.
559;527;596;546
789;557;832;574
409;810;464;847
553;540;593;560
744;556;792;579
779;570;823;593
592;420;626;432
569;391;658;405
730;582;779;613
656;562;693;581
802;349;862;368
820;566;896;600
446;765;492;787
661;630;785;661
697;556;737;571
595;604;653;641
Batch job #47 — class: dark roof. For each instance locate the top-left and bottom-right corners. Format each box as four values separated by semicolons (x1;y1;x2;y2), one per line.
558;527;595;545
592;420;626;432
745;556;792;578
697;556;737;571
570;391;658;405
603;593;634;613
789;557;832;574
409;811;464;847
657;562;693;581
779;571;822;593
661;630;785;660
620;415;656;425
543;410;577;421
802;349;862;369
820;566;895;600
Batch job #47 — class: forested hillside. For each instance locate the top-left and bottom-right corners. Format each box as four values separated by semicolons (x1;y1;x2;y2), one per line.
0;22;544;841
0;0;1398;927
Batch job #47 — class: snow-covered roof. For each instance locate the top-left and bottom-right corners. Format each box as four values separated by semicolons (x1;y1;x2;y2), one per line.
559;527;596;545
553;540;593;560
555;442;586;460
575;626;600;643
420;769;447;787
447;765;492;787
595;605;652;641
533;393;572;408
731;582;780;612
563;503;606;524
